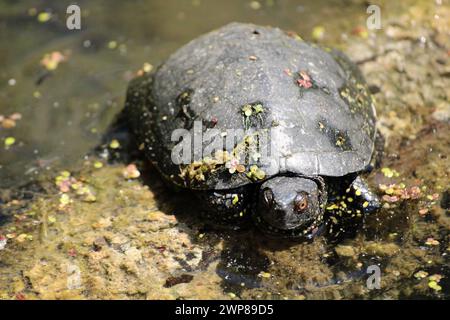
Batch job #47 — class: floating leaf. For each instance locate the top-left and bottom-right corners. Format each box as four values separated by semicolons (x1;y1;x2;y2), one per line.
312;26;325;41
414;271;428;279
123;164;141;179
40;51;67;71
428;281;442;291
37;12;51;23
425;238;439;246
4;137;15;148
258;271;271;278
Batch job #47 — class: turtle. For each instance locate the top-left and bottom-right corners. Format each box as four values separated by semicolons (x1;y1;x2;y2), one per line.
124;22;382;239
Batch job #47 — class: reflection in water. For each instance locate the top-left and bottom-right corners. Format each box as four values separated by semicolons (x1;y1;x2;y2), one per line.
0;0;367;188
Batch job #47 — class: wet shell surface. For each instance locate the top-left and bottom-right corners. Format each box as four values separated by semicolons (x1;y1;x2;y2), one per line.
126;22;377;190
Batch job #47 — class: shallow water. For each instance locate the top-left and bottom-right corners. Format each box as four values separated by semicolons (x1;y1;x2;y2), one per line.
0;0;370;188
0;0;449;299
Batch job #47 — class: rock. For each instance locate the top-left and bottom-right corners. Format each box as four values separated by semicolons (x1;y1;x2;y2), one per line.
432;101;450;122
1;1;449;301
335;245;357;258
364;242;400;257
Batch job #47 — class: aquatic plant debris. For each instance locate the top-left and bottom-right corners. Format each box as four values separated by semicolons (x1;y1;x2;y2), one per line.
4;137;16;148
93;161;103;169
381;167;400;178
285;31;302;41
180;150;231;182
0;113;21;129
40;51;67;71
249;1;261;10
0;236;7;251
180;132;265;183
136;62;154;76
0;1;449;301
258;272;271;278
425;238;439;246
228;292;237;299
379;183;422;203
107;41;118;49
351;26;369;39
414;271;429;279
225;157;245;174
59;194;71;208
428;274;443;292
242;104;253;117
15;233;33;243
297;71;313;89
241;103;265;129
123;164;141;179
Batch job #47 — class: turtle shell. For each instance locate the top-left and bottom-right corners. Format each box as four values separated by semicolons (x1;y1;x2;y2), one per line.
126;22;377;190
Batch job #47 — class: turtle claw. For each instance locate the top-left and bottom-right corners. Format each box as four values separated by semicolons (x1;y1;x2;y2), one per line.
350;176;381;214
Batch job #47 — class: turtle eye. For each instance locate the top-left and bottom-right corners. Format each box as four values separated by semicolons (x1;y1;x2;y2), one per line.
263;188;274;207
294;193;308;212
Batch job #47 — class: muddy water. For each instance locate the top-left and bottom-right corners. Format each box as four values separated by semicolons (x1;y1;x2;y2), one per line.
0;0;449;299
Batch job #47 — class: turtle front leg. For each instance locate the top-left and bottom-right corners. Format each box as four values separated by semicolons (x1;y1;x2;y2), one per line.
349;176;381;214
196;188;252;224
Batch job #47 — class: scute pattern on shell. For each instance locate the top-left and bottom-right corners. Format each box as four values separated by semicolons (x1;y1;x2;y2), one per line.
126;22;377;190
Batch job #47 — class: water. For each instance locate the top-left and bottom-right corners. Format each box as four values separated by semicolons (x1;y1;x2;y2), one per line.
0;0;375;188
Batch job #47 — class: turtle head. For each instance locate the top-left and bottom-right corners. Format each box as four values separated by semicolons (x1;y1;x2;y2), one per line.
255;176;327;238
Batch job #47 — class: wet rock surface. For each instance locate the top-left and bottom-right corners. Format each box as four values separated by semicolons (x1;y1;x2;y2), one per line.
1;1;449;299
